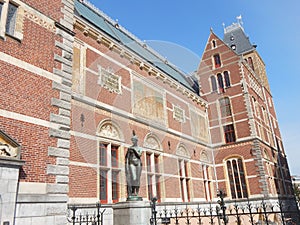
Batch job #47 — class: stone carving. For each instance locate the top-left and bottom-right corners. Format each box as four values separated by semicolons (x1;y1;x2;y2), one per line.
144;136;160;150
176;145;189;158
98;124;120;139
0;142;17;157
24;10;56;32
125;131;142;199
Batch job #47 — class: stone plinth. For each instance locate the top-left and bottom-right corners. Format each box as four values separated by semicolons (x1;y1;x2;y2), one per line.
113;201;151;225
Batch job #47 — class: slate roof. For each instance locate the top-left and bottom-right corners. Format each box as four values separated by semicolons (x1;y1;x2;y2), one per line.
74;0;198;93
223;23;256;55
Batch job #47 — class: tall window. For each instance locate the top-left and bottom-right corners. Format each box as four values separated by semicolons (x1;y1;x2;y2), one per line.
6;3;17;36
178;160;190;202
217;73;224;93
210;76;217;92
0;1;23;39
247;57;255;71
146;152;161;202
224;71;231;87
226;158;248;199
202;164;212;201
99;143;120;203
219;97;232;117
211;40;217;48
213;54;221;68
224;124;236;143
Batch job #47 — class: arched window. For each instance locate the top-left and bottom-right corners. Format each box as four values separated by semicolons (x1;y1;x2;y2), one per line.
217;73;224;93
213;54;221;68
211;40;217;48
226;158;248;199
144;134;162;202
97;121;123;203
210;76;217;92
177;144;191;202
248;57;254;71
224;71;231;87
219;97;232;117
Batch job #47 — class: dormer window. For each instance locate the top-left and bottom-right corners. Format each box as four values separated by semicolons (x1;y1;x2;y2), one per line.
247;57;255;71
231;44;236;50
211;40;217;49
213;54;221;68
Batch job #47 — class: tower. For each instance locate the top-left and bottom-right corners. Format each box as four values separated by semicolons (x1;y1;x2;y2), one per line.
198;18;293;200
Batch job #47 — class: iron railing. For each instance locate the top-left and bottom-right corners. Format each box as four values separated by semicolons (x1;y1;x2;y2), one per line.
67;203;106;225
150;198;300;225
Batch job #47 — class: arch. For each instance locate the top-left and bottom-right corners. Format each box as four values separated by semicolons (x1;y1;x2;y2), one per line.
143;133;162;151
210;75;217;92
176;143;190;159
217;73;224;93
219;96;232;117
224;156;248;199
223;71;231;87
200;150;210;163
97;119;123;141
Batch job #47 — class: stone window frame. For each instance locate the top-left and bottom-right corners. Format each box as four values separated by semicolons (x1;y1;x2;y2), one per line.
0;0;24;40
225;157;248;199
97;120;123;204
98;66;122;94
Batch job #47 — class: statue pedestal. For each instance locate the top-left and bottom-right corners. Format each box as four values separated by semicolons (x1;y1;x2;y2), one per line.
113;201;151;225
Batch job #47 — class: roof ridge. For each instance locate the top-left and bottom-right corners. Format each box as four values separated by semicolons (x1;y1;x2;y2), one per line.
79;0;192;80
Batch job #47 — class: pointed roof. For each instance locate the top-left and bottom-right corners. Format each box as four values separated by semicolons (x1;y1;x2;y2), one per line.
223;21;256;55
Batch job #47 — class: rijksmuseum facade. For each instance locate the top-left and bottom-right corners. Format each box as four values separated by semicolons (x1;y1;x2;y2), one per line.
0;0;294;224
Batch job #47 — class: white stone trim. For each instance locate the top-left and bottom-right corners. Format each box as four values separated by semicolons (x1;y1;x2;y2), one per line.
0;52;62;83
18;182;47;194
0;109;59;129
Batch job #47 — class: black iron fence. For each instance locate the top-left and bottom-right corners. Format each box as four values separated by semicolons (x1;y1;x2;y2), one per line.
150;197;300;225
67;203;106;225
66;198;300;225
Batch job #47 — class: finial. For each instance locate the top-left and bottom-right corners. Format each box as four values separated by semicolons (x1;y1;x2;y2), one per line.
222;22;225;33
236;15;243;26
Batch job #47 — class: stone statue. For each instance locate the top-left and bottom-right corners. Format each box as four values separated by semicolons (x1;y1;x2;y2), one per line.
125;131;142;199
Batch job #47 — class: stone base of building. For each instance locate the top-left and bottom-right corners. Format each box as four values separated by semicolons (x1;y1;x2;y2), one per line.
113;201;151;225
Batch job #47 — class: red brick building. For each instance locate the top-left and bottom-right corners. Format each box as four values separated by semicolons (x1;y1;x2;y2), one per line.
0;0;293;224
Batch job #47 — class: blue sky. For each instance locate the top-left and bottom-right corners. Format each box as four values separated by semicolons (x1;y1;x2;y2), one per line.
88;0;300;175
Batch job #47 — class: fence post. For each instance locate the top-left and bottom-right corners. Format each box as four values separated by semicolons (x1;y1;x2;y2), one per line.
69;205;77;225
150;197;157;225
96;202;101;225
217;190;227;225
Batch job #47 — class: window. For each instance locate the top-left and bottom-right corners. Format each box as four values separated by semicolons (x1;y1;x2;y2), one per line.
6;3;17;36
210;76;217;92
213;54;221;68
202;164;212;201
219;97;232;117
178;160;190;202
0;1;23;39
247;57;255;71
217;73;224;93
224;71;231;87
99;143;120;203
224;124;236;143
226;158;248;199
211;40;217;48
146;153;161;201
